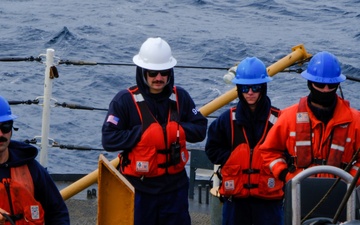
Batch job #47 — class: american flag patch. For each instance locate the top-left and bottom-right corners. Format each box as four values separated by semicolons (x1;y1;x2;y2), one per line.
136;161;149;172
224;180;235;191
107;115;119;125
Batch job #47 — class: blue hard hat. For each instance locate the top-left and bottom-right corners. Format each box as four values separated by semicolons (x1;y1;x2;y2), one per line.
232;57;272;85
301;51;346;83
0;96;17;123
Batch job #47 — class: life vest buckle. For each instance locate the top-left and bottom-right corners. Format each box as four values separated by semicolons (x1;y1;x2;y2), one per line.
313;158;327;165
243;183;259;189
242;169;260;174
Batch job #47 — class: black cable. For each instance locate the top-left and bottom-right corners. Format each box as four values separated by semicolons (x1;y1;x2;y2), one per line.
8;99;39;105
301;148;360;223
346;75;360;82
333;164;360;224
0;212;15;225
55;102;108;111
339;84;344;99
0;56;41;62
58;59;230;70
55;144;104;151
10;55;360;83
24;139;103;151
281;68;304;73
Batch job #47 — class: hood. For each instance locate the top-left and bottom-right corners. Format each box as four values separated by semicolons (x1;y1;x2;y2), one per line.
235;94;271;148
1;140;38;167
235;83;269;124
235;94;271;125
135;66;174;101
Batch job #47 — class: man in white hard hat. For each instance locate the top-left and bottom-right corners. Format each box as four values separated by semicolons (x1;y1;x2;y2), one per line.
102;37;207;225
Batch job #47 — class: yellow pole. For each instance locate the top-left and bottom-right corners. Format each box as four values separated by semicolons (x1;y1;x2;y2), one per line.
60;44;311;200
199;44;311;116
61;157;119;200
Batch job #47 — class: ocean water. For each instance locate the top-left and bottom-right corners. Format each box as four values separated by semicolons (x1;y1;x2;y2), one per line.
1;0;359;174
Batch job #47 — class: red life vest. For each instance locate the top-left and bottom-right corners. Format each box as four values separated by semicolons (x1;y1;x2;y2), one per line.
119;86;189;177
295;97;349;168
0;165;45;225
219;106;284;199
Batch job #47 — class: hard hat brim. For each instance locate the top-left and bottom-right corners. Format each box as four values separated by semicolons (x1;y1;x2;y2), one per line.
231;76;272;85
0;114;17;123
301;71;346;83
133;55;177;70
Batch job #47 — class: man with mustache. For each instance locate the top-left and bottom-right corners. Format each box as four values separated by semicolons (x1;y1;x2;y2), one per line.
102;37;208;225
0;95;69;225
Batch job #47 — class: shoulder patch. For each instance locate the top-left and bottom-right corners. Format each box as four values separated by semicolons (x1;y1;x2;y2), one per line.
107;115;119;125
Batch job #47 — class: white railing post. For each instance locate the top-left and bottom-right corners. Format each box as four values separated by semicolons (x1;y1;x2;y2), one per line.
39;48;55;167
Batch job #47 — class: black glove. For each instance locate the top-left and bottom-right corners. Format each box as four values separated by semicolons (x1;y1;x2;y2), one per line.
279;168;289;182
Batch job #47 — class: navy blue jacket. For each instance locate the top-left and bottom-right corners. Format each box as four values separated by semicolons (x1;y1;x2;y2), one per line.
0;141;70;224
205;95;272;165
102;67;208;194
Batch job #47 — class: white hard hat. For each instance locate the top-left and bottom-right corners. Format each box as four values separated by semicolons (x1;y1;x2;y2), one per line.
133;37;177;70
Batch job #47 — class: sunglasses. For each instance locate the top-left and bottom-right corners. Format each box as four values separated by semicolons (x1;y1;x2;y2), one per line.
147;70;171;78
0;121;13;134
239;84;262;93
313;82;339;89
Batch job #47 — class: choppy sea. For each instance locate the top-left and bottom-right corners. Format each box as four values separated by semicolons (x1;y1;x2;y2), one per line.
1;0;359;174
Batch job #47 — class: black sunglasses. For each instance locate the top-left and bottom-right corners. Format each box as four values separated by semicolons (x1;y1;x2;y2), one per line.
0;121;13;134
313;82;339;89
147;70;171;78
239;84;262;93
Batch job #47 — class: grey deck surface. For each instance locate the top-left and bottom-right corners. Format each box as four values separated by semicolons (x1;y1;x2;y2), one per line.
59;181;214;225
66;198;212;225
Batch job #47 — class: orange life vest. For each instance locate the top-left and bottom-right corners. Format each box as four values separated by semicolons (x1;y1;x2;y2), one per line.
0;165;45;225
295;97;349;168
119;86;189;177
219;107;284;199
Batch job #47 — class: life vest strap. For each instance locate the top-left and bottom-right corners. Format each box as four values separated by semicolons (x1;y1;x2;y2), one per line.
313;158;327;165
242;169;260;174
157;149;171;154
10;214;23;222
158;162;172;168
243;184;259;189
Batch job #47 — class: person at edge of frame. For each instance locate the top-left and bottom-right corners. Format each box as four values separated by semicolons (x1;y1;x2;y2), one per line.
205;57;284;225
260;51;360;184
101;37;208;225
260;51;360;223
0;95;70;225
